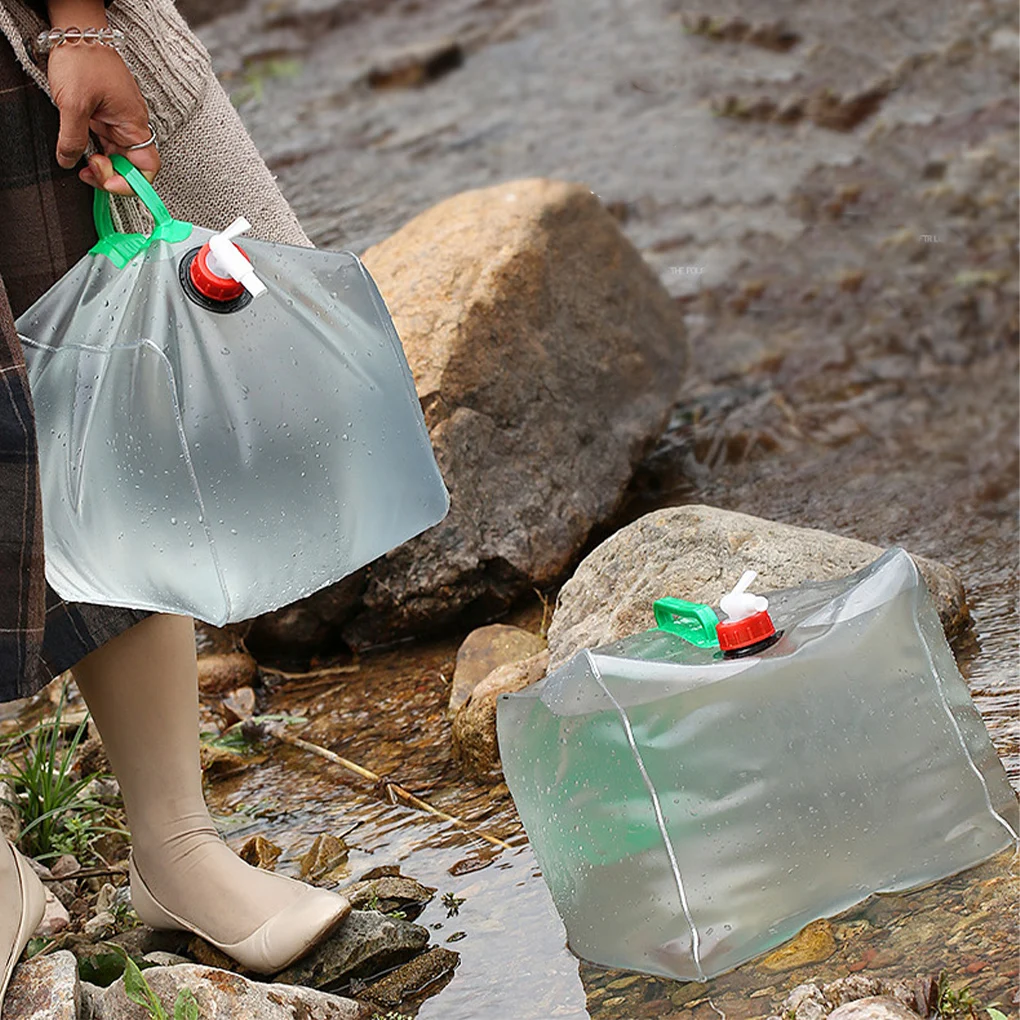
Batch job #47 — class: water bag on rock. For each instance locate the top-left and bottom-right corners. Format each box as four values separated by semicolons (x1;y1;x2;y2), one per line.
497;548;1018;981
17;156;449;625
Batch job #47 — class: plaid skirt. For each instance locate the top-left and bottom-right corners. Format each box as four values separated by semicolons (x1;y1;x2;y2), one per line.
0;35;154;704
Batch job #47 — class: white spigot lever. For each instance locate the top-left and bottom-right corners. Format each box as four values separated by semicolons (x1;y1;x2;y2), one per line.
206;217;267;299
719;569;769;622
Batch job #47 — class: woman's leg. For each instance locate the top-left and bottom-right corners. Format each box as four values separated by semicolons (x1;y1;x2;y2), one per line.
70;612;348;959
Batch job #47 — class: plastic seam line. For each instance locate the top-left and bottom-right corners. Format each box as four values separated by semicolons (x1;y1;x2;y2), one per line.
590;660;707;982
913;605;1019;845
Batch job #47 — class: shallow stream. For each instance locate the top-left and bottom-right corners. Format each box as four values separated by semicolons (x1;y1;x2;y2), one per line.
194;0;1018;1014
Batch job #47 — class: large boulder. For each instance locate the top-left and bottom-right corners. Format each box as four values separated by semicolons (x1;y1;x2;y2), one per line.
245;178;686;653
547;504;968;670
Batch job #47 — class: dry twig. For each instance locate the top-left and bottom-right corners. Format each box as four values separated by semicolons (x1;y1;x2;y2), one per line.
269;727;512;851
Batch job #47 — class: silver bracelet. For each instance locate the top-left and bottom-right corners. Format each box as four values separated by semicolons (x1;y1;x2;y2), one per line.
34;26;124;57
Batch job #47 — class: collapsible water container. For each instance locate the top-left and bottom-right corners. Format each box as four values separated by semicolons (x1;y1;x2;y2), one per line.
497;548;1018;981
17;156;449;625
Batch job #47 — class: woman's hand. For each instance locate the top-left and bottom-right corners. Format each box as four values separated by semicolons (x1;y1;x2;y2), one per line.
44;0;160;194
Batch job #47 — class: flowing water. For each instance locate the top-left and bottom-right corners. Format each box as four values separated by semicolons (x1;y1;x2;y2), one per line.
7;0;1017;1016
198;0;1017;1014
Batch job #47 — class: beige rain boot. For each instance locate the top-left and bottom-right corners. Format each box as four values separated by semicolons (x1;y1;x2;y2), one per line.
1;838;46;1010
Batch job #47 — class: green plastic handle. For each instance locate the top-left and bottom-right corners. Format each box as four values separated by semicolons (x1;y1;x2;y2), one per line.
653;597;720;648
90;153;192;266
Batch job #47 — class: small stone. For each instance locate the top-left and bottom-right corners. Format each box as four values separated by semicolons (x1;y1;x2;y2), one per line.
780;983;829;1020
759;920;837;973
222;686;257;725
240;834;283;870
95;883;118;913
448;624;547;717
606;975;640;990
141;951;194;967
361;946;460;1006
365;37;463;90
273;909;430;990
827;997;922;1020
823;976;885;1005
37;886;71;936
299;833;350;882
197;651;259;696
50;854;81;879
83;910;117;940
3;949;80;1019
341;875;436;918
451;650;550;777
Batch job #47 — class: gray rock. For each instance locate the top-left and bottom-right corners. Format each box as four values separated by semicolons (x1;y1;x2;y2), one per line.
272;909;430;990
547;505;968;670
823;976;938;1016
783;982;830;1020
361;946;460;1008
340;875;436;917
827;997;922;1020
85;963;365;1019
231;575;365;660
83;910;117;940
453;650;550;777
141;952;194;968
3;949;80;1020
108;926;193;959
37;885;71;937
448;624;547;717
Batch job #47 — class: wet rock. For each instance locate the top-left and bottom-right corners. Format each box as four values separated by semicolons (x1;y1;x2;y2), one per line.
299;834;351;884
272;910;430;990
448;624;547;717
221;686;257;725
84;963;365;1019
759;919;837;973
239;834;283;870
452;650;550;777
340;178;686;648
197;651;259;696
242;574;366;660
361;946;460;1007
341;875;436;920
547;505;968;669
3;949;80;1019
365;37;464;90
827;997;921;1020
